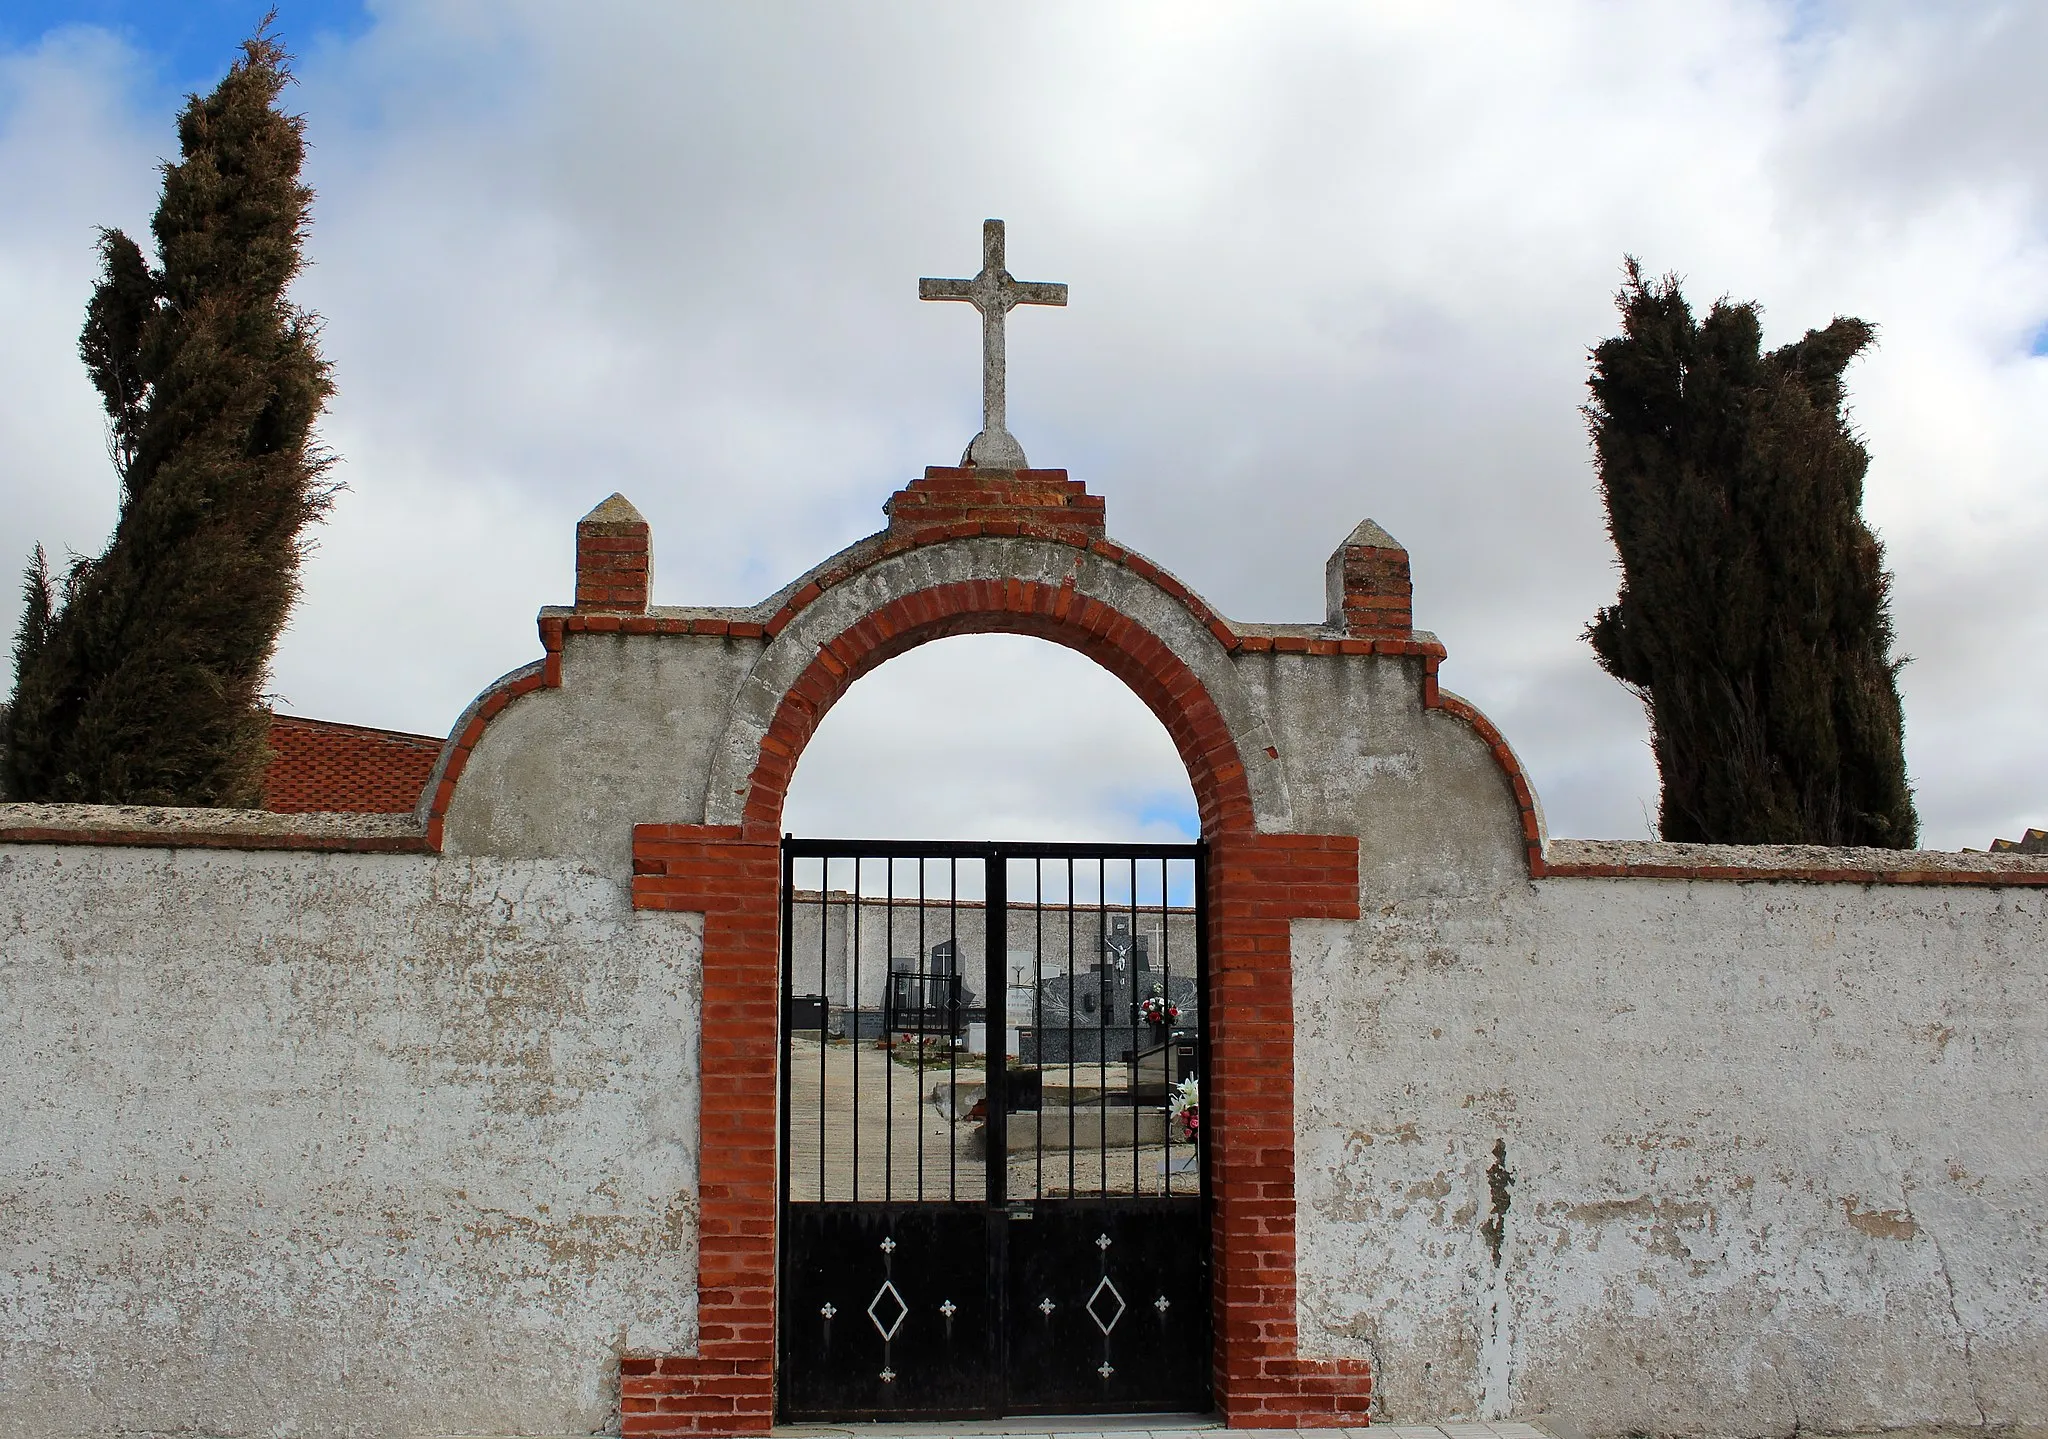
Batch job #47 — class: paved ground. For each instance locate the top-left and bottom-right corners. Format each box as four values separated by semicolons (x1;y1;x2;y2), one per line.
777;1421;1565;1439
776;1424;2048;1439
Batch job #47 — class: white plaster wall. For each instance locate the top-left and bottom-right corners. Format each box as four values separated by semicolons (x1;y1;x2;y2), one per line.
0;843;702;1439
1235;654;1527;894
1293;874;2048;1436
443;635;759;873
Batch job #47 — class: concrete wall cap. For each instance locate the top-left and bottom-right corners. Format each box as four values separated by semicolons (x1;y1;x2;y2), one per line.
1546;836;2048;879
0;802;427;846
579;493;646;526
1337;517;1405;552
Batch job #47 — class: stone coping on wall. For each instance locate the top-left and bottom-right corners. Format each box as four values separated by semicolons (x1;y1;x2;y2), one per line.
0;802;431;853
6;802;2048;885
1542;837;2048;885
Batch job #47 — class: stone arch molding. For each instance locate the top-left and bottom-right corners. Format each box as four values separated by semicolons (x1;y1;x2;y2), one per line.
702;535;1295;836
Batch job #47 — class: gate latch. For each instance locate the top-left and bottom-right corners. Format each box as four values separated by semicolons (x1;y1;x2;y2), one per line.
1006;1202;1034;1221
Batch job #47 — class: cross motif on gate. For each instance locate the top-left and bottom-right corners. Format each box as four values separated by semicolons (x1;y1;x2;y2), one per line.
919;219;1068;469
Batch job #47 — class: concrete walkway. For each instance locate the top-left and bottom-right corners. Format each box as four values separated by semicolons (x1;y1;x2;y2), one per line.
777;1420;1571;1439
773;1424;2048;1439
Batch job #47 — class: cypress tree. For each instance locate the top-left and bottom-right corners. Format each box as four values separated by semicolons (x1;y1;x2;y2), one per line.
4;26;333;806
1585;260;1917;848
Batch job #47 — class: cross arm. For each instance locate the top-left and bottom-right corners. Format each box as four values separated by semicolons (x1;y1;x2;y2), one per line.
1008;281;1068;307
919;277;977;302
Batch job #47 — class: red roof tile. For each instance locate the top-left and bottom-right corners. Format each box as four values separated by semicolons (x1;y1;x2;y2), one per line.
263;714;443;814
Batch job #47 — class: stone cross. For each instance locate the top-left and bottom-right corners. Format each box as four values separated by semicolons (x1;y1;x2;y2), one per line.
919;219;1067;468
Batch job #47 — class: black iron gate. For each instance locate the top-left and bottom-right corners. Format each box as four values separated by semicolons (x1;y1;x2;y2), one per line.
778;839;1210;1421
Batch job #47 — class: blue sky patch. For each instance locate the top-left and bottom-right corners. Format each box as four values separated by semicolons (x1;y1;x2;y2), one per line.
2030;322;2048;358
3;1;370;96
1134;795;1200;840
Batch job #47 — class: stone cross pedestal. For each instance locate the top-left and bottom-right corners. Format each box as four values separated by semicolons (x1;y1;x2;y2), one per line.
919;218;1067;468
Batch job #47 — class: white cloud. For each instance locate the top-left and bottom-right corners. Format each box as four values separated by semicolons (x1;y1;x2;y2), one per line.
1;1;2042;848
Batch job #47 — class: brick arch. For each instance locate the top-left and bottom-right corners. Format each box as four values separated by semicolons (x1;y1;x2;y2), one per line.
628;563;1370;1434
736;580;1255;844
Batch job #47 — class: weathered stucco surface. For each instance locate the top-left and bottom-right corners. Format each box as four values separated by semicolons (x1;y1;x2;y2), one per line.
1294;882;2048;1431
0;844;701;1439
1264;634;2048;1433
444;637;759;873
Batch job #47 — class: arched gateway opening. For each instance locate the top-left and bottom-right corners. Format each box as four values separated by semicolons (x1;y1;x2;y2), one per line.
744;556;1251;1425
599;467;1378;1433
776;636;1208;1420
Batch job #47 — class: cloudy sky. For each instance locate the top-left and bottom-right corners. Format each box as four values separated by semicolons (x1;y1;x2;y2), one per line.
1;1;2042;848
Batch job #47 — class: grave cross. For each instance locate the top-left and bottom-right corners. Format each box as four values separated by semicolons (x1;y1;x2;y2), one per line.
919;219;1067;468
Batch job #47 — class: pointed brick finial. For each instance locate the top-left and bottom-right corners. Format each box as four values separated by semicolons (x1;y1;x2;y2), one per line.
576;493;651;612
1326;518;1412;638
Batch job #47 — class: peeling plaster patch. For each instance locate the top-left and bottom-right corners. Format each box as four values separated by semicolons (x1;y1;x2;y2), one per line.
1477;1139;1514;1418
1560;1196;1715;1226
1481;1140;1514;1268
1842;1195;1922;1241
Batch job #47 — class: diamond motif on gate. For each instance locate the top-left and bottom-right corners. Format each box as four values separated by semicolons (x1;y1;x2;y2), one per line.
868;1280;909;1341
1086;1276;1126;1335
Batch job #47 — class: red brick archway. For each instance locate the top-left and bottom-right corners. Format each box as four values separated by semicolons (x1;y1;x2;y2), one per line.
738;580;1258;843
623;568;1365;1433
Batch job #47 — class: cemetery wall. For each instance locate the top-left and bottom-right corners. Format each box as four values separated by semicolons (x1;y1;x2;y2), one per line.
1292;863;2048;1434
1243;648;2048;1434
2;480;2045;1438
0;824;703;1439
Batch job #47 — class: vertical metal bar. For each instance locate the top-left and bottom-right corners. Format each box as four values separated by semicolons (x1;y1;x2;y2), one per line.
1033;858;1043;1201
1096;857;1109;1199
985;849;1007;1209
1129;856;1141;1197
883;858;895;1202
948;855;959;1201
986;846;1010;1409
916;853;927;1203
1161;854;1172;1199
811;859;819;1195
850;857;861;1202
1065;855;1076;1200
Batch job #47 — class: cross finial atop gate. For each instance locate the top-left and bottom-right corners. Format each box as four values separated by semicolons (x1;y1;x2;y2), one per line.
919;219;1067;469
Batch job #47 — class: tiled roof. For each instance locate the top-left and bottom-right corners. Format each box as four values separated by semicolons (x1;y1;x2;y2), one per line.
1990;827;2048;855
263;714;443;814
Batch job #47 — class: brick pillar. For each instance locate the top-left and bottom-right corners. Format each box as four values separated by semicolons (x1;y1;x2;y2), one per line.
576;493;652;612
1324;518;1411;638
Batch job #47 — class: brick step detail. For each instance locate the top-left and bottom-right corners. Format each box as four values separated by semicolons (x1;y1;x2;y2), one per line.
884;467;1106;540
